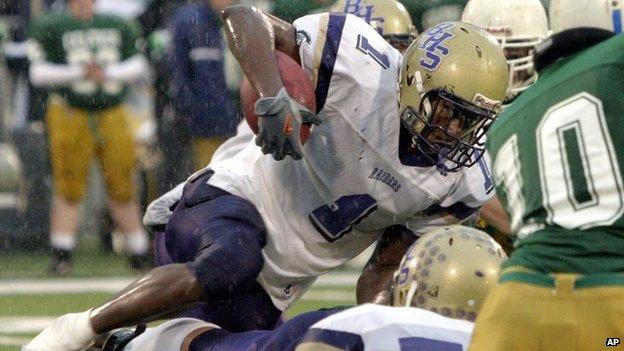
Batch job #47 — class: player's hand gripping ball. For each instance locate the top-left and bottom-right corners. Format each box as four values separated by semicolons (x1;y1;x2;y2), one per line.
240;51;319;160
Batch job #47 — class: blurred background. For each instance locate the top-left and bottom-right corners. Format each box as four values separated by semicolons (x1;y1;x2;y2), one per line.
0;0;548;349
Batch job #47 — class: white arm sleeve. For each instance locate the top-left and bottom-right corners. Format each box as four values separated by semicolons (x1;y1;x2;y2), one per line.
29;62;84;87
104;54;149;82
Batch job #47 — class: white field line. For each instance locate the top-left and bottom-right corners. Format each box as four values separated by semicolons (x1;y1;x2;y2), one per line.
0;317;56;334
0;272;358;295
0;335;32;346
0;290;354;337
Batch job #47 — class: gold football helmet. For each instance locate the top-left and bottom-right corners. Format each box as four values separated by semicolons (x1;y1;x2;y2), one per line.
392;226;507;321
399;21;508;173
331;0;417;51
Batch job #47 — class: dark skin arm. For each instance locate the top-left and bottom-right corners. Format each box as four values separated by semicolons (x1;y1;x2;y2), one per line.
478;195;512;236
90;264;203;333
88;5;298;334
222;5;299;98
356;226;417;305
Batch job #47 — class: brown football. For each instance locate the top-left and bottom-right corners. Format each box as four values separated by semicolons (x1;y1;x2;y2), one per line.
240;51;316;144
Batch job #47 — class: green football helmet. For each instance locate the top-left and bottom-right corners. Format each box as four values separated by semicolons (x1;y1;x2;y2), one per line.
331;0;417;51
392;226;507;321
399;21;508;173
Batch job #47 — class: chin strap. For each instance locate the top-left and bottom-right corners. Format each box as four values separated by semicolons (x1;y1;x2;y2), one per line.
101;324;147;351
436;147;450;177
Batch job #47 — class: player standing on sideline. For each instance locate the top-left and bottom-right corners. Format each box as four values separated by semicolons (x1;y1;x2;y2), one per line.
23;7;508;350
97;226;506;351
469;0;624;350
167;0;238;172
28;0;151;274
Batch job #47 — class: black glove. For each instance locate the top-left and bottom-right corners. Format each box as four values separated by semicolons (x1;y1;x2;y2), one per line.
254;87;322;160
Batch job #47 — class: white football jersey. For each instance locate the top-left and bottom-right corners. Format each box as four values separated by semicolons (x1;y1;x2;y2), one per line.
206;13;494;310
210;120;256;163
298;304;474;351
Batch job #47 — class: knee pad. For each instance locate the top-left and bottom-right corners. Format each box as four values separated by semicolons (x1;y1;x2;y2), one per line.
191;217;265;299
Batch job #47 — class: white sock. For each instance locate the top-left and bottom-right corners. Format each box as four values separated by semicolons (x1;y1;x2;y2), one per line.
125;229;149;255
50;233;77;251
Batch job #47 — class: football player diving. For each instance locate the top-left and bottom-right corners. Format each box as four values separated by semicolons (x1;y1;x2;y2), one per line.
142;0;420;241
23;5;508;351
97;226;507;351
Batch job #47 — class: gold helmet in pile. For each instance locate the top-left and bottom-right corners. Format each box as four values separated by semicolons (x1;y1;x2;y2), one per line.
392;226;507;321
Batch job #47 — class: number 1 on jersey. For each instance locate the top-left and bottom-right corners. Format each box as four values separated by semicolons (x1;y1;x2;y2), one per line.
356;35;390;69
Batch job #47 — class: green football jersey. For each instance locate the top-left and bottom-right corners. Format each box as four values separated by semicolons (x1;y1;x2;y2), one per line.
29;13;140;111
487;34;624;274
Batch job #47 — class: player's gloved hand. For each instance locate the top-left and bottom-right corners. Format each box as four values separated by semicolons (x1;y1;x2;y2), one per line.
254;87;321;161
22;309;96;351
142;182;184;230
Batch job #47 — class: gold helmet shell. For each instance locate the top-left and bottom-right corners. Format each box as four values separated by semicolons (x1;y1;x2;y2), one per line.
392;226;507;321
331;0;417;42
398;21;508;172
400;21;508;115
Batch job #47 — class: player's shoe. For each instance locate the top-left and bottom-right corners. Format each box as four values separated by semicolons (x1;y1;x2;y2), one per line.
47;248;73;275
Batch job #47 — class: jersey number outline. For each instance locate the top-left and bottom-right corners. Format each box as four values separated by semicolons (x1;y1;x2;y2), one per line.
356;35;390;69
537;93;624;229
399;336;463;351
310;194;378;242
495;93;624;236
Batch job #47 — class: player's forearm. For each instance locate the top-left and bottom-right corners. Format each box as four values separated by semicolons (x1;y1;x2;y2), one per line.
479;195;512;236
356;267;395;304
221;5;285;98
105;55;149;82
89;264;204;333
29;62;84;86
357;226;417;304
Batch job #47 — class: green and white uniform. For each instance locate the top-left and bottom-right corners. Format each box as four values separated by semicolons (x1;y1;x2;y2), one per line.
488;34;624;274
29;14;140;111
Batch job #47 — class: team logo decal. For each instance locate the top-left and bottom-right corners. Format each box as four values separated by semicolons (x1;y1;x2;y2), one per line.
417;22;455;71
343;0;385;35
296;30;311;46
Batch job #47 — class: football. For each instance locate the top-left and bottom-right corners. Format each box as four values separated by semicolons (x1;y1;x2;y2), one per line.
240;51;316;144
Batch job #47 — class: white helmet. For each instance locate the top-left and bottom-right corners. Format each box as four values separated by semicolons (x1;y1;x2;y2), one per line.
462;0;550;99
549;0;624;34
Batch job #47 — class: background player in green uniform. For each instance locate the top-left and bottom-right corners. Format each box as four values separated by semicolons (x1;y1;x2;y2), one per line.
28;0;151;274
470;0;624;349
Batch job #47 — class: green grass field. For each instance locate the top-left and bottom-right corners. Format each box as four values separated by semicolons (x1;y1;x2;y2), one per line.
0;237;356;351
